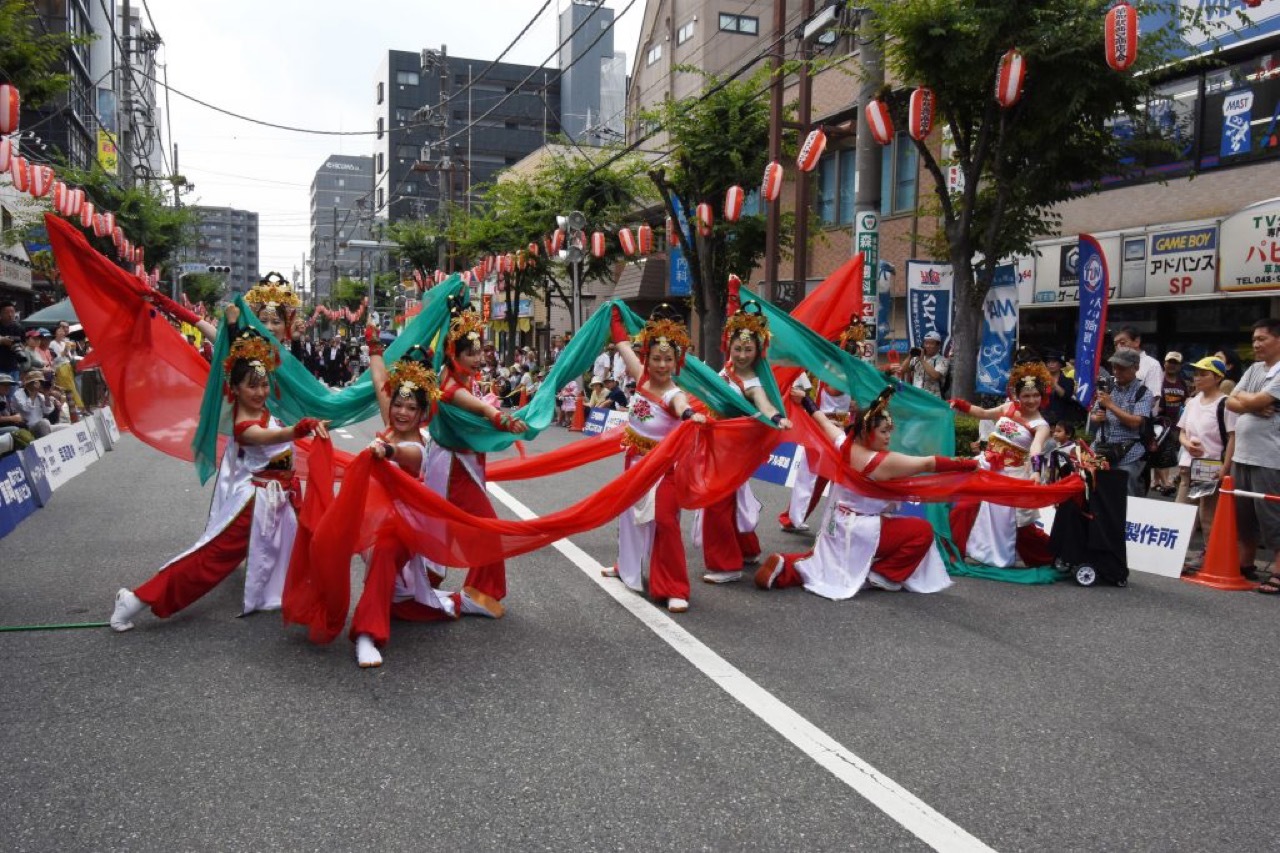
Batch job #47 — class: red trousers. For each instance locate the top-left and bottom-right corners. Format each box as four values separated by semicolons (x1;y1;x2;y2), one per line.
776;516;935;588
135;502;254;618
950;501;1054;567
350;535;457;646
448;455;507;601
624;451;690;601
702;492;762;571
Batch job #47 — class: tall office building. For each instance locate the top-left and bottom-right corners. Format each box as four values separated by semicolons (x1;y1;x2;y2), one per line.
374;49;562;226
558;0;626;143
309;155;375;301
183;206;260;291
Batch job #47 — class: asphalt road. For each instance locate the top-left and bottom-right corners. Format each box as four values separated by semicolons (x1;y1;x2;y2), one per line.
1;418;1276;852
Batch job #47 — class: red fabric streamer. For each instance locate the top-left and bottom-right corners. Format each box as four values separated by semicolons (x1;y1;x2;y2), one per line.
487;426;627;481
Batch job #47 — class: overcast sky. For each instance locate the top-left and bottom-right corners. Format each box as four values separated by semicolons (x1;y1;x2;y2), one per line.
140;0;642;281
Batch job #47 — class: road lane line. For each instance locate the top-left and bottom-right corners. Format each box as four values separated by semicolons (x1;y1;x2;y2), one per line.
487;482;996;853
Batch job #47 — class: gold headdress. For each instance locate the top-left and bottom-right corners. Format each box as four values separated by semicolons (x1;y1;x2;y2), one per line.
720;300;771;358
1008;349;1052;398
445;297;485;361
244;272;301;321
636;304;691;370
836;315;870;352
223;328;279;398
852;386;895;447
385;349;441;421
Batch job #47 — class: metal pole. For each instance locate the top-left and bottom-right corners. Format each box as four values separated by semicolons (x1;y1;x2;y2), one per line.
572;260;581;334
793;0;815;298
763;0;787;302
854;12;884;360
120;0;134;188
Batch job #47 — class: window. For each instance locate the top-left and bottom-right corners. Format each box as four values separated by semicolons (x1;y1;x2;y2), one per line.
677;20;695;45
377;188;385;210
719;13;759;34
377;81;384;104
646;43;662;66
395;108;414;123
376;152;384;173
880;133;918;216
337;178;345;187
334;196;341;205
376;117;384;139
813;148;857;226
396;71;419;86
397;144;418;160
403;182;416;194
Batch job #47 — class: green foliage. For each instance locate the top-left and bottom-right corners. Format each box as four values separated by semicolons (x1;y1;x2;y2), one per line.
330;276;372;310
0;0;92;108
181;272;225;311
386;218;444;275
953;414;980;454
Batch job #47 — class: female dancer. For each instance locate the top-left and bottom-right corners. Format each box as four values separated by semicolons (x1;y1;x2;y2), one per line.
607;305;707;613
757;389;973;598
147;272;300;345
424;301;527;619
349;344;460;668
778;317;862;532
948;358;1054;567
697;302;790;583
110;328;328;631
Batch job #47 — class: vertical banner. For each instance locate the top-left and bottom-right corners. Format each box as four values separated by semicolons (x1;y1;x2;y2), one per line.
855;211;879;361
1073;234;1111;408
669;198;693;298
905;260;954;347
0;454;39;539
975;264;1019;395
18;446;52;507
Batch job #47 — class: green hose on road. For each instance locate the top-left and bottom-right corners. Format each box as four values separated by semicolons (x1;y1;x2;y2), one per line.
0;621;110;632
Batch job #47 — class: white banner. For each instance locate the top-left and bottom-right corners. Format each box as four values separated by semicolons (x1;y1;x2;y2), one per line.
30;432;85;491
1039;497;1196;578
99;406;122;443
70;422;100;464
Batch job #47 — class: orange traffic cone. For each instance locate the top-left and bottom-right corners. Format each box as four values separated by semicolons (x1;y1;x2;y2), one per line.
569;392;586;432
1185;475;1255;591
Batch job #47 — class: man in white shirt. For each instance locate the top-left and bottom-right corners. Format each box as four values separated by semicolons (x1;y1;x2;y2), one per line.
1112;326;1163;413
13;370;58;437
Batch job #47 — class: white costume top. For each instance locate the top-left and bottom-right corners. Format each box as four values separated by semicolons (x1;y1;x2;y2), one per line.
692;368;763;546
965;403;1047;567
617;386;682;592
390;427;457;617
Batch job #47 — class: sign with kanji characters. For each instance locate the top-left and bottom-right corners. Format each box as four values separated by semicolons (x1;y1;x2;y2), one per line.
30;433;85;491
18;446;52;507
0;453;39;539
1073;235;1110;409
70;422;99;464
1040;497;1195;579
100;407;121;443
905;260;953;347
1146;224;1218;296
753;442;802;487
1220;197;1280;291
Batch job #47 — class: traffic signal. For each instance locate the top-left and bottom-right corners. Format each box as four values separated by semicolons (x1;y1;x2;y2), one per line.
207;265;231;274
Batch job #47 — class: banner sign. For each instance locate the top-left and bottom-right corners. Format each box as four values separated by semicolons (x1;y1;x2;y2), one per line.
1147;225;1217;296
905;260;954;347
856;212;880;361
581;407;628;437
0;453;39;540
1072;234;1111;408
100;407;122;443
18;446;52;507
752;442;801;487
669;198;692;297
31;432;84;491
70;422;100;463
975;264;1019;395
1219;197;1280;291
1039;497;1195;578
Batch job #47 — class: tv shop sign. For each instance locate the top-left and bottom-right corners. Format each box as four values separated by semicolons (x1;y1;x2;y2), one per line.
1221;198;1280;291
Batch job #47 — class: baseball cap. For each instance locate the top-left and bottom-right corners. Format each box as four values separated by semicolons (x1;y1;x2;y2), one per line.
37;328;52;337
923;331;942;343
1190;356;1225;376
1164;351;1183;363
1108;349;1140;368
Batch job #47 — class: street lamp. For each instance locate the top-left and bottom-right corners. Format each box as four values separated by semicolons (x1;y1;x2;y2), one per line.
556;210;587;332
341;238;398;324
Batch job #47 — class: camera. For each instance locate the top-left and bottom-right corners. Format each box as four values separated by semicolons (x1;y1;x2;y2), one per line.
909;347;922;357
1096;375;1114;394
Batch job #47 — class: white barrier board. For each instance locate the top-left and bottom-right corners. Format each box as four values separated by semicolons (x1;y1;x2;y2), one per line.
1039;496;1197;578
30;432;85;491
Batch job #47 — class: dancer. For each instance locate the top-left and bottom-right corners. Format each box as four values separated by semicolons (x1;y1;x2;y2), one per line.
350;343;460;668
778;317;861;532
698;301;790;583
606;304;707;613
425;300;527;619
757;388;972;598
146;271;300;346
110;328;328;631
948;357;1054;567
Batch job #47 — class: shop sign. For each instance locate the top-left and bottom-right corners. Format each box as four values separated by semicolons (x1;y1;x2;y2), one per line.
1;255;32;291
1145;225;1217;296
1220;197;1280;291
1034;238;1120;304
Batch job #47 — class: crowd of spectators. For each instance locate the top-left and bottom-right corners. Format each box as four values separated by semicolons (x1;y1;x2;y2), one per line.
0;302;93;457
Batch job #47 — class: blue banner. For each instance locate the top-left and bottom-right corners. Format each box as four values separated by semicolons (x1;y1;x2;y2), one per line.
905;260;954;347
669;198;692;297
19;446;52;507
0;453;39;539
581;407;609;436
1073;234;1110;408
752;442;799;486
975;264;1019;395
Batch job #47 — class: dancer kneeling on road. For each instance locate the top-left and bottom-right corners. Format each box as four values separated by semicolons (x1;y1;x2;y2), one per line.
111;329;328;631
351;342;461;669
756;388;972;599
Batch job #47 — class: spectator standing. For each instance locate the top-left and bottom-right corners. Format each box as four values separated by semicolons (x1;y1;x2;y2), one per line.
1112;326;1163;406
549;336;564;364
1042;349;1080;426
1153;352;1188;495
1088;348;1154;497
1225;319;1280;588
558;377;581;426
901;331;949;397
0;301;24;383
1214;347;1245;393
593;343;615;385
1176;356;1236;574
25;329;54;383
320;338;347;386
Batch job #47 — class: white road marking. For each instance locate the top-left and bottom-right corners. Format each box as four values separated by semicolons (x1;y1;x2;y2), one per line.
487;481;996;853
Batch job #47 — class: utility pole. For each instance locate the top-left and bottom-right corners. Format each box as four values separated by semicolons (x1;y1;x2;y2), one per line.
763;0;787;302
792;0;815;299
854;11;885;360
120;0;134;188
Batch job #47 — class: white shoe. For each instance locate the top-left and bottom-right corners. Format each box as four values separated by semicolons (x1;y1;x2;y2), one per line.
701;570;743;584
667;597;689;613
460;588;505;619
110;588;145;633
355;635;383;668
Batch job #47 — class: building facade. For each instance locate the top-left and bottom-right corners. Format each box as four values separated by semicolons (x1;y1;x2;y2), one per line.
183;206;260;292
373;49;562;227
309;155;375;300
558;0;626;143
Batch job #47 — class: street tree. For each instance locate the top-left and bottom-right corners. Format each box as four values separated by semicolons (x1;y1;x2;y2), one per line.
641;69;787;366
181;272;225;312
386;218;445;278
866;0;1206;398
0;0;90;108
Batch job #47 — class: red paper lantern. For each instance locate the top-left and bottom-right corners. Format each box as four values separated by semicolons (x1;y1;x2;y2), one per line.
29;164;53;197
80;200;95;229
551;228;565;254
0;83;19;135
796;129;827;172
52;180;68;214
1104;2;1139;73
666;216;679;246
908;88;936;141
637;223;653;255
695;203;713;237
67;188;84;217
434;269;446;284
761;161;784;202
0;137;10;173
724;185;744;223
865;100;894;146
150;269;161;288
995;48;1026;109
10;155;29;193
618;227;636;256
528;241;539;257
112;226;125;248
590;231;606;258
103;212;116;235
134;246;144;264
